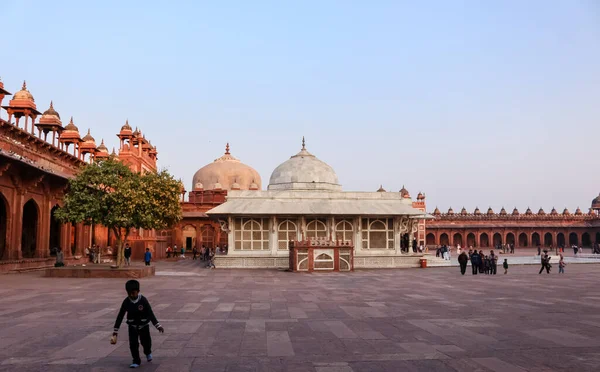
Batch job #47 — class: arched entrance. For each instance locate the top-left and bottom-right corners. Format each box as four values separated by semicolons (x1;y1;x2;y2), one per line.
531;232;540;247
466;233;476;247
479;233;489;247
182;225;197;250
426;233;435;246
201;225;215;249
506;233;515;246
569;232;578;246
0;193;7;259
518;233;528;247
453;233;463;247
544;233;553;247
21;199;38;258
440;233;449;246
493;233;502;247
582;233;591;247
49;205;61;256
557;233;565;247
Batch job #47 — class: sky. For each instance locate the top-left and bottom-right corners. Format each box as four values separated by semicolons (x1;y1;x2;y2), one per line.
1;1;599;212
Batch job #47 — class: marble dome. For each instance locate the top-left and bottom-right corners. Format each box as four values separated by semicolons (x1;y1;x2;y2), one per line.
268;138;341;192
192;144;261;191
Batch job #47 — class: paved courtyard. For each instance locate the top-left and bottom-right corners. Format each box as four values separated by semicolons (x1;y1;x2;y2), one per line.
1;261;600;371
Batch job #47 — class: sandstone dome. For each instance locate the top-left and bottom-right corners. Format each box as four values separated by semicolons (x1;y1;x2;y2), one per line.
268;138;341;192
192;144;261;191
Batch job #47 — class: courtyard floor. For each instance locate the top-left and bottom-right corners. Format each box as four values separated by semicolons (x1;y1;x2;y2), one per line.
1;261;600;371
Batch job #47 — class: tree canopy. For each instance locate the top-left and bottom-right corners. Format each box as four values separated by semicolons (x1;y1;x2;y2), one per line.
55;157;182;266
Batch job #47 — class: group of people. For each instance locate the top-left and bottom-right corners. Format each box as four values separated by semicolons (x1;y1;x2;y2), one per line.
165;245;185;258
192;245;216;268
457;249;509;275
84;244;111;264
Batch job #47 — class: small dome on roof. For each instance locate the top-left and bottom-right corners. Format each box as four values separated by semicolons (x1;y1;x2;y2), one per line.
550;207;558;215
194;182;204;190
525;207;533;215
499;207;507;215
400;185;410;198
120;119;132;133
487;207;494;215
13;81;34;101
474;207;481;215
213;182;222;190
433;207;441;216
96;139;108;152
592;193;600;208
42;101;60;119
231;180;241;190
563;208;570;215
460;207;467;215
447;207;454;215
82;129;95;143
377;185;386;192
512;208;519;215
538;208;545;215
64;117;79;132
249;180;259;190
416;192;424;200
575;207;583;215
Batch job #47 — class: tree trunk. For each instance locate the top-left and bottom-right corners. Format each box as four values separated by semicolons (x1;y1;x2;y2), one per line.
114;227;123;267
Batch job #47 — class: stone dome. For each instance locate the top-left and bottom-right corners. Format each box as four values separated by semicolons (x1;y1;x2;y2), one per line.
42;101;60;119
64;117;79;132
400;185;410;198
13;81;34;101
268;138;341;191
592;193;600;208
82;129;95;143
96;139;108;152
377;185;386;192
120;119;132;133
192;143;261;191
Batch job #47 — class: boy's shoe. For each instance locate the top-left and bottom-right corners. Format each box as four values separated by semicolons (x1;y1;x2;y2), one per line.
129;363;140;368
146;354;153;362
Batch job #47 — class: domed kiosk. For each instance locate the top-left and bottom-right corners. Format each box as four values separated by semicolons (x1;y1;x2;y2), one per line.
207;138;428;270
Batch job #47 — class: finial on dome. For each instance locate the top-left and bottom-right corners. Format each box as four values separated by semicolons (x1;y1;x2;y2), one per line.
22;80;27;90
50;100;53;109
225;142;230;154
302;136;306;150
87;129;91;135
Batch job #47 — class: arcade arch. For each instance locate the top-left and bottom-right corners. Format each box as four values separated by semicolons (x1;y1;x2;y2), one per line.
479;233;489;247
21;199;38;258
531;232;540;247
544;233;553;247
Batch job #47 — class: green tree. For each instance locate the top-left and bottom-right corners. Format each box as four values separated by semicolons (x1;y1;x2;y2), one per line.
55;157;182;267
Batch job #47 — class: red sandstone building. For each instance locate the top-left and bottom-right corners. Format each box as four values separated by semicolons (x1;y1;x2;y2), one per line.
0;78;162;272
422;197;600;249
2;76;600;275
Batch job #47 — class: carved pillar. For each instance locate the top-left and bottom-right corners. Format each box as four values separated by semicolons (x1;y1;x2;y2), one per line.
10;190;24;260
300;216;306;241
354;217;362;255
228;216;234;251
270;216;278;255
37;198;51;258
394;216;401;254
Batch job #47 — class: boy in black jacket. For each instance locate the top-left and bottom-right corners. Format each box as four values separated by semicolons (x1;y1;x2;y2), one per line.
113;280;164;368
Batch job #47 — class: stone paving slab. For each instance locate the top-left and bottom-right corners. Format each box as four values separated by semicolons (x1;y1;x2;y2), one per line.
1;261;600;371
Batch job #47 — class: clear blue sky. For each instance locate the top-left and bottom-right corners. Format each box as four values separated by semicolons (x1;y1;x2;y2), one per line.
2;1;599;212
